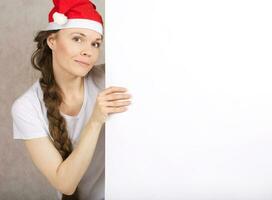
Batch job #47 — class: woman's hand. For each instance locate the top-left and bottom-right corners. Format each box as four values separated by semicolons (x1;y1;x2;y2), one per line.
90;86;132;125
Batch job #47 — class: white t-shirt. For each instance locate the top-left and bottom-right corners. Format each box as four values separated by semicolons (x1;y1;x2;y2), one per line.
11;65;105;200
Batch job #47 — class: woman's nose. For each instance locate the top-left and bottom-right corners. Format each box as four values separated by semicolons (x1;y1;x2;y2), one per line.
81;47;92;57
81;50;91;57
82;52;91;57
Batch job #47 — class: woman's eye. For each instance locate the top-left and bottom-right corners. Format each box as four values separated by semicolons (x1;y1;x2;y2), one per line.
92;42;101;48
72;37;82;43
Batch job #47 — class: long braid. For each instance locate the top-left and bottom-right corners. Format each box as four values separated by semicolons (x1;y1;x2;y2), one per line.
31;30;80;200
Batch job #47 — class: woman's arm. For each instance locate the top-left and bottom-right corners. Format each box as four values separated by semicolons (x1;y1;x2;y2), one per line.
24;119;103;195
24;85;131;195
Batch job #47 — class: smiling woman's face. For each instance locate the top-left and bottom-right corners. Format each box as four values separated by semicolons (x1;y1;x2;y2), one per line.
47;28;103;78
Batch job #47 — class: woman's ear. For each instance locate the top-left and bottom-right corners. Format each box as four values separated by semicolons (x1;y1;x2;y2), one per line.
47;33;57;50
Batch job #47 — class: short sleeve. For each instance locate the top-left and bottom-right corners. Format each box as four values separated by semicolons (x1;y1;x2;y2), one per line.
11;96;48;140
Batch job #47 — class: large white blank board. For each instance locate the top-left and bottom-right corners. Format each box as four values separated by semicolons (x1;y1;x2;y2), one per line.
105;1;272;199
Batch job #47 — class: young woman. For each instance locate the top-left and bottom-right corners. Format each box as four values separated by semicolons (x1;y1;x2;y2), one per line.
11;0;132;199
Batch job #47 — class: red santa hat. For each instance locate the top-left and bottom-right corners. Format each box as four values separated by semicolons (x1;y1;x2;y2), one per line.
45;0;103;35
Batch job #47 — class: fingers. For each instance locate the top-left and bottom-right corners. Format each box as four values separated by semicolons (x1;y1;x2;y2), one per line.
104;100;131;107
99;86;131;101
100;86;127;96
96;86;132;117
105;93;131;101
107;106;128;114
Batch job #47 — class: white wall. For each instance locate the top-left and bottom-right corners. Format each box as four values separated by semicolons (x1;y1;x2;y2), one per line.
105;1;272;199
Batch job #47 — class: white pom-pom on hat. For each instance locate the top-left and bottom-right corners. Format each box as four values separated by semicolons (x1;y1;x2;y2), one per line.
53;12;68;25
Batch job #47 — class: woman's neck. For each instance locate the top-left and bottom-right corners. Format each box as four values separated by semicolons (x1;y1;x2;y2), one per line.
53;64;84;101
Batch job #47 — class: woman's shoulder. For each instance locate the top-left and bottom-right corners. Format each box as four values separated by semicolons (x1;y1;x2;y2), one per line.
11;80;41;116
92;63;105;73
11;80;48;139
87;63;105;90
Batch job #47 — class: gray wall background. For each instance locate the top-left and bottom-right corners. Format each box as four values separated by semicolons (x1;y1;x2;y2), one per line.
0;1;105;199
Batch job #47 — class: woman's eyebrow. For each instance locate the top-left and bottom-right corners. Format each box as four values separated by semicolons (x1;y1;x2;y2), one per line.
70;32;102;40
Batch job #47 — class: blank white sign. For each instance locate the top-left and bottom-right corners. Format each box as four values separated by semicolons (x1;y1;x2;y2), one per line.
105;1;272;199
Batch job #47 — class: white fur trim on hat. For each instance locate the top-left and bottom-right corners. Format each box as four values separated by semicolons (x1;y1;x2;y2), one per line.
53;12;68;25
45;18;103;35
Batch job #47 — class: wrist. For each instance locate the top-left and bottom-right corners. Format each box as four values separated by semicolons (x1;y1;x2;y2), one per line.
88;117;104;128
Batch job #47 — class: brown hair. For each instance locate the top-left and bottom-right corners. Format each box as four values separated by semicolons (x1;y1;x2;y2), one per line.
31;30;94;200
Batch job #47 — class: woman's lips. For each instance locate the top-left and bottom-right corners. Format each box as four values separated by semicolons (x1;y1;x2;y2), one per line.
75;60;90;67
